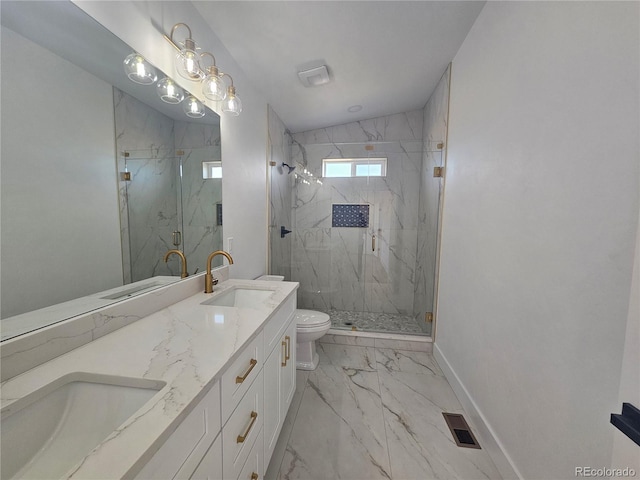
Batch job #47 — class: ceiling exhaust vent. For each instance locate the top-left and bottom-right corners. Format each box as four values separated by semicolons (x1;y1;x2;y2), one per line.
297;65;331;87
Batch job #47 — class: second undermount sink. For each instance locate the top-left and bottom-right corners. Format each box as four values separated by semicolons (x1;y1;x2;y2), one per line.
201;287;276;307
1;372;165;479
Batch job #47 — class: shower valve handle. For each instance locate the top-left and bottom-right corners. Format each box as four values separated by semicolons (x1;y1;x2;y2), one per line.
281;226;292;238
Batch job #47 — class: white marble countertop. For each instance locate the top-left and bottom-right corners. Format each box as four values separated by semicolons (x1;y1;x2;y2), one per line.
0;279;298;479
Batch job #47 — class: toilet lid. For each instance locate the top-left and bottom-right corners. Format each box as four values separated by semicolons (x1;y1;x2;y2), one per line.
295;309;331;327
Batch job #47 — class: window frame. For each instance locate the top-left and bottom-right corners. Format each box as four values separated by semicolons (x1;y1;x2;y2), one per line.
322;157;387;178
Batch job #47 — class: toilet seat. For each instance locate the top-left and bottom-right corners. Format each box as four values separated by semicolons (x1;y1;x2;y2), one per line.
295;309;331;329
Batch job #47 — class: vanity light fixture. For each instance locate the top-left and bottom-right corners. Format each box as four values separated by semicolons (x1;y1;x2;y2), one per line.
221;73;242;116
168;23;203;81
183;95;206;118
201;53;226;102
123;52;157;85
164;22;242;116
156;77;185;104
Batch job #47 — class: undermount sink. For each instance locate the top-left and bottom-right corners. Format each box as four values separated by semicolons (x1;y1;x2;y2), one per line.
201;287;275;307
1;372;165;479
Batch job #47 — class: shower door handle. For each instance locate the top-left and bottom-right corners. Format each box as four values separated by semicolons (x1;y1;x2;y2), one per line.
372;234;376;252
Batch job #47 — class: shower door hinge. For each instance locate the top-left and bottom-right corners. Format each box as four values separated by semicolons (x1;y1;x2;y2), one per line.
176;150;185;156
269;160;277;166
437;142;444;150
425;312;434;323
120;172;131;181
433;167;444;178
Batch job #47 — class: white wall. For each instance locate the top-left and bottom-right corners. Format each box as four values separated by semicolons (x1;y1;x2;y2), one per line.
435;2;639;479
1;26;122;318
612;209;640;471
73;0;269;280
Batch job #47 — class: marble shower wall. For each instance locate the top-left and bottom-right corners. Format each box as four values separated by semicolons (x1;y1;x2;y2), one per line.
414;65;451;332
115;89;222;283
290;111;424;318
175;120;222;274
268;106;294;280
114;88;179;283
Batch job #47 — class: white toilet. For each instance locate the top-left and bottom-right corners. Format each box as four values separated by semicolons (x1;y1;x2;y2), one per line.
257;275;331;371
294;309;331;370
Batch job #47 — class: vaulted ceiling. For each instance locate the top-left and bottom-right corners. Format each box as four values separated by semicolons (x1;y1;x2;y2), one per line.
194;1;485;133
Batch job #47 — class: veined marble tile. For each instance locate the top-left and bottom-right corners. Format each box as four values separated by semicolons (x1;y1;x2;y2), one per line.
266;370;309;480
316;343;377;371
374;338;432;353
319;334;376;347
379;369;502;480
278;365;390;480
375;348;442;376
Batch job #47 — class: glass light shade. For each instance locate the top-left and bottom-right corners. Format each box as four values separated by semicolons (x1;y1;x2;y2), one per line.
156;77;184;104
175;39;202;81
222;87;242;116
202;69;226;102
123;53;157;85
183;95;205;118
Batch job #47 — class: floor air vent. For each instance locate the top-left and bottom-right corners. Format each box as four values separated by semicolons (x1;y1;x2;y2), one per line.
442;413;481;449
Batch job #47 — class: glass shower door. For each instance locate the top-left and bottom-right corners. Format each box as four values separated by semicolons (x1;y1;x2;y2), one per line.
121;150;182;282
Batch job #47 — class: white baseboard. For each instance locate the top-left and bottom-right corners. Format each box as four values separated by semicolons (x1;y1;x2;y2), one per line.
434;343;523;480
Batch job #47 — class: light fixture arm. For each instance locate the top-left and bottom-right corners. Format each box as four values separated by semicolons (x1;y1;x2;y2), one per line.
167;23;193;50
200;52;218;68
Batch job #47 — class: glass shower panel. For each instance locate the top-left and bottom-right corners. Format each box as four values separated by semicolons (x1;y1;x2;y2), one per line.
179;146;223;275
122;150;181;282
291;143;367;319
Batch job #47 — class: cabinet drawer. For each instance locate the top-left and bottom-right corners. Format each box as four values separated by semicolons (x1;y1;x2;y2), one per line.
263;293;295;355
223;372;264;480
221;332;264;423
237;426;263;480
136;381;221;480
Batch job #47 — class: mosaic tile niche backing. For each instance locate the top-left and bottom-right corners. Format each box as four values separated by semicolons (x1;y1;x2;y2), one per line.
332;204;370;228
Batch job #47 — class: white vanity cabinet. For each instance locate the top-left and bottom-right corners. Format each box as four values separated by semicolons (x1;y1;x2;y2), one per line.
135;381;222;480
262;294;297;464
135;290;297;480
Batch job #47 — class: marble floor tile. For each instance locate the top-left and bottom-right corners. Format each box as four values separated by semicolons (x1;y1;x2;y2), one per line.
375;348;443;376
278;364;391;479
378;369;501;480
272;344;502;480
265;370;309;480
319;333;376;347
316;342;377;371
374;338;432;353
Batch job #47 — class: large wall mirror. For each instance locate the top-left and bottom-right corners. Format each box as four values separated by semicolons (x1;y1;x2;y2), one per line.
0;1;222;341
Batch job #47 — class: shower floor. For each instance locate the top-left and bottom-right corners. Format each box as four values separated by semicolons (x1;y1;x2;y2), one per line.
324;309;430;336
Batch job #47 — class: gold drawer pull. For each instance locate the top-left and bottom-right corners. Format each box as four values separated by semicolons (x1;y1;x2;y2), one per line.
281;340;287;367
285;335;291;361
251;474;258;480
237;411;258;443
236;358;258;384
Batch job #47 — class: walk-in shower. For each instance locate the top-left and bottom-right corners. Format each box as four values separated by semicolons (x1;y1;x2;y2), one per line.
267;67;450;338
269;131;444;336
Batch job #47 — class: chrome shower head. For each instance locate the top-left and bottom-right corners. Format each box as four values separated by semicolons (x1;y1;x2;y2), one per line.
282;162;296;174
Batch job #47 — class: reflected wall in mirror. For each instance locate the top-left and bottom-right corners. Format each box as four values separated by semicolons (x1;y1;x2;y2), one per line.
114;89;222;284
0;0;222;341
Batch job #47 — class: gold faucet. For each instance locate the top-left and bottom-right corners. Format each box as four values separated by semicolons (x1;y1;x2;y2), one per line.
205;250;234;293
163;249;189;278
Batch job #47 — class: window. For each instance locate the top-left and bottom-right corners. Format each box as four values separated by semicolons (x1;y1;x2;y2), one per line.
202;161;222;179
322;158;387;178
